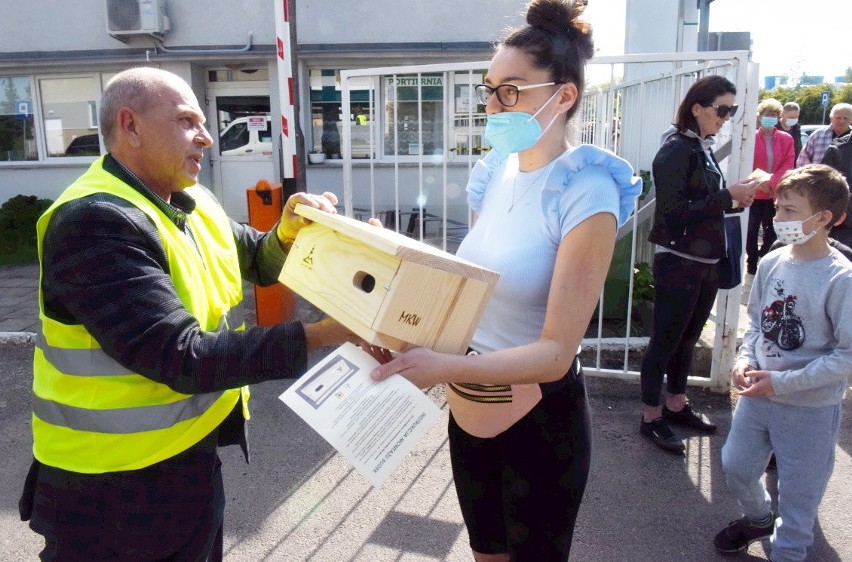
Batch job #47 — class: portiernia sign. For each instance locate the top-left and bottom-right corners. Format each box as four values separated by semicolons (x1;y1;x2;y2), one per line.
386;76;444;87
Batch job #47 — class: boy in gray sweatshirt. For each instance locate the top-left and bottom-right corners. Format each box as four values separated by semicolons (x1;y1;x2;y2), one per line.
714;164;852;562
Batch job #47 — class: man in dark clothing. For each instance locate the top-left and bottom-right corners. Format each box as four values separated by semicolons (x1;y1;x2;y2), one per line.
777;101;803;161
19;67;366;561
822;132;852;247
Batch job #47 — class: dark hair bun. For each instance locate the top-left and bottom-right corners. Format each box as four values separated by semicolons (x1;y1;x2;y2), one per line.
526;0;594;60
501;0;594;121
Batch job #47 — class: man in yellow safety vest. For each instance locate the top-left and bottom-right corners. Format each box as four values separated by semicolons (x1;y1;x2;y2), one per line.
19;67;360;561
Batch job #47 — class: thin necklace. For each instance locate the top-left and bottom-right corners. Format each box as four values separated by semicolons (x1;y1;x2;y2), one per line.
508;163;552;213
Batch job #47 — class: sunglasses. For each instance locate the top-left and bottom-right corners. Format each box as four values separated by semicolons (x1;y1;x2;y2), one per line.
706;103;739;118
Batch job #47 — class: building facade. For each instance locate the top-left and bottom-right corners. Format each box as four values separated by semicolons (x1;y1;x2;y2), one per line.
0;0;525;220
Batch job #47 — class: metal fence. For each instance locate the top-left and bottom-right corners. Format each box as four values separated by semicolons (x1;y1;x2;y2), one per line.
338;51;759;389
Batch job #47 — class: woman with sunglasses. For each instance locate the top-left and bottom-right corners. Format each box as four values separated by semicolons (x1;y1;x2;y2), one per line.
370;1;640;559
639;76;760;454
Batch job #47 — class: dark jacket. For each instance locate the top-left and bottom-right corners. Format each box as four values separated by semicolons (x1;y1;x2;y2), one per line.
648;130;736;259
20;155;308;553
776;121;802;161
822;132;852;230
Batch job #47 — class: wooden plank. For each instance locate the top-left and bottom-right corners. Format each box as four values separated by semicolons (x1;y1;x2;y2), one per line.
282;205;500;353
432;278;495;354
372;261;461;350
294;204;499;284
280;223;400;329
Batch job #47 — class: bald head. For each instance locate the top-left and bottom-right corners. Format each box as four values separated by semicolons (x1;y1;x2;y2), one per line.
829;103;852;136
98;67;212;199
99;67;196;150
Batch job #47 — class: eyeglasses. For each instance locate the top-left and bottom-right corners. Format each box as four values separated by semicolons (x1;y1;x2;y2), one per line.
474;82;558;107
706;103;739;118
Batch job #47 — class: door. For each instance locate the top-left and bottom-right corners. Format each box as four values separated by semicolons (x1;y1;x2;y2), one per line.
207;84;275;223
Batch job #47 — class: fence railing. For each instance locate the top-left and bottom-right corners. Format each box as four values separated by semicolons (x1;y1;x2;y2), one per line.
338;51;759;389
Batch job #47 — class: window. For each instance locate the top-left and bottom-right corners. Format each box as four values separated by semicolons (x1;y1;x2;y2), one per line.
39;76;100;158
384;73;444;157
88;101;98;128
310;69;374;159
311;68;489;162
214;96;271;157
0;76;37;162
220;120;249;152
0;72;120;164
451;71;488;157
208;68;269;83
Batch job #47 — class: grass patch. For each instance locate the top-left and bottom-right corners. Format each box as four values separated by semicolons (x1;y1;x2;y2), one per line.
0;244;38;265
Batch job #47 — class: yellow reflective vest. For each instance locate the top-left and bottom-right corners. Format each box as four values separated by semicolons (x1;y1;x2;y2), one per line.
32;157;249;473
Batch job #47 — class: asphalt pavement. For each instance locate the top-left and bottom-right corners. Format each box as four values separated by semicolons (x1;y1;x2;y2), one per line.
1;263;850;561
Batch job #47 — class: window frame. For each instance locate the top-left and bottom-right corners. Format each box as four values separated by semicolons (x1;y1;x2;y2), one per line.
38;73;104;162
0;74;38;164
319;68;489;164
381;72;447;162
0;72;112;166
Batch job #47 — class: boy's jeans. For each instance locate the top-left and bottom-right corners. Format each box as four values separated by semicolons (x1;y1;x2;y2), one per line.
722;396;840;562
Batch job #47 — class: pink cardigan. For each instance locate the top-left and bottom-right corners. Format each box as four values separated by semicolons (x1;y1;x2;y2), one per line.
752;128;795;200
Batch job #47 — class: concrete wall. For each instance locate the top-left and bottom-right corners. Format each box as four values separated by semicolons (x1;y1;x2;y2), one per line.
0;0;525;207
624;0;698;81
0;0;522;54
625;0;698;55
296;0;524;45
0;0;275;53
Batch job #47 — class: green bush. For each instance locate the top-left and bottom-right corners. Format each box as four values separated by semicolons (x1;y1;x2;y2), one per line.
758;83;852;125
632;262;655;303
638;170;653;201
0;195;53;263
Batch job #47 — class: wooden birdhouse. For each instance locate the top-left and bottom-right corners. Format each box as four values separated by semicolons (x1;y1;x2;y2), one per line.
280;204;499;354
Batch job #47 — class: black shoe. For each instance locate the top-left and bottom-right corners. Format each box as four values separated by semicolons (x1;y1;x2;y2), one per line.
714;512;775;554
663;403;717;433
640;417;685;454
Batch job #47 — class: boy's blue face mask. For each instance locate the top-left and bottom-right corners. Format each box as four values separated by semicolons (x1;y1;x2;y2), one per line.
483;87;564;159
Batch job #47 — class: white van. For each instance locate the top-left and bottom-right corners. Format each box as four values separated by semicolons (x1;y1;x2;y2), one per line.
219;115;273;156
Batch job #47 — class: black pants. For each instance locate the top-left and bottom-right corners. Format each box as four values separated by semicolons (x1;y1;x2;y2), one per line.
746;199;777;272
449;366;591;561
22;443;225;562
640;252;719;406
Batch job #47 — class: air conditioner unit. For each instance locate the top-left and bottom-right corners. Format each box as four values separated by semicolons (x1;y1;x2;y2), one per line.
106;0;170;38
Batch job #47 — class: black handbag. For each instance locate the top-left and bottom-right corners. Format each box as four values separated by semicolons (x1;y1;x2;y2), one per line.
718;213;743;289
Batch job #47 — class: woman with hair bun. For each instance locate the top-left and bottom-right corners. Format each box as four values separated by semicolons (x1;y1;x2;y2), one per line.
370;1;641;559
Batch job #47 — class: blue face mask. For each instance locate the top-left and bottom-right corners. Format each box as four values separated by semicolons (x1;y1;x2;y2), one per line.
483;88;563;159
761;116;779;129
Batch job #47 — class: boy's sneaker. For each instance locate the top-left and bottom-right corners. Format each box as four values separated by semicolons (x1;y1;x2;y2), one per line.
713;512;775;554
640;417;685;454
662;403;717;433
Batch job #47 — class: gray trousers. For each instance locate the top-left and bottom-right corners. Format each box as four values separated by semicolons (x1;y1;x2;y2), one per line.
721;396;841;562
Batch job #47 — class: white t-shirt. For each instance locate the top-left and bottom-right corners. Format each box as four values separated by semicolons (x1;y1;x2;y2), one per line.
449;145;641;437
458;145;637;353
